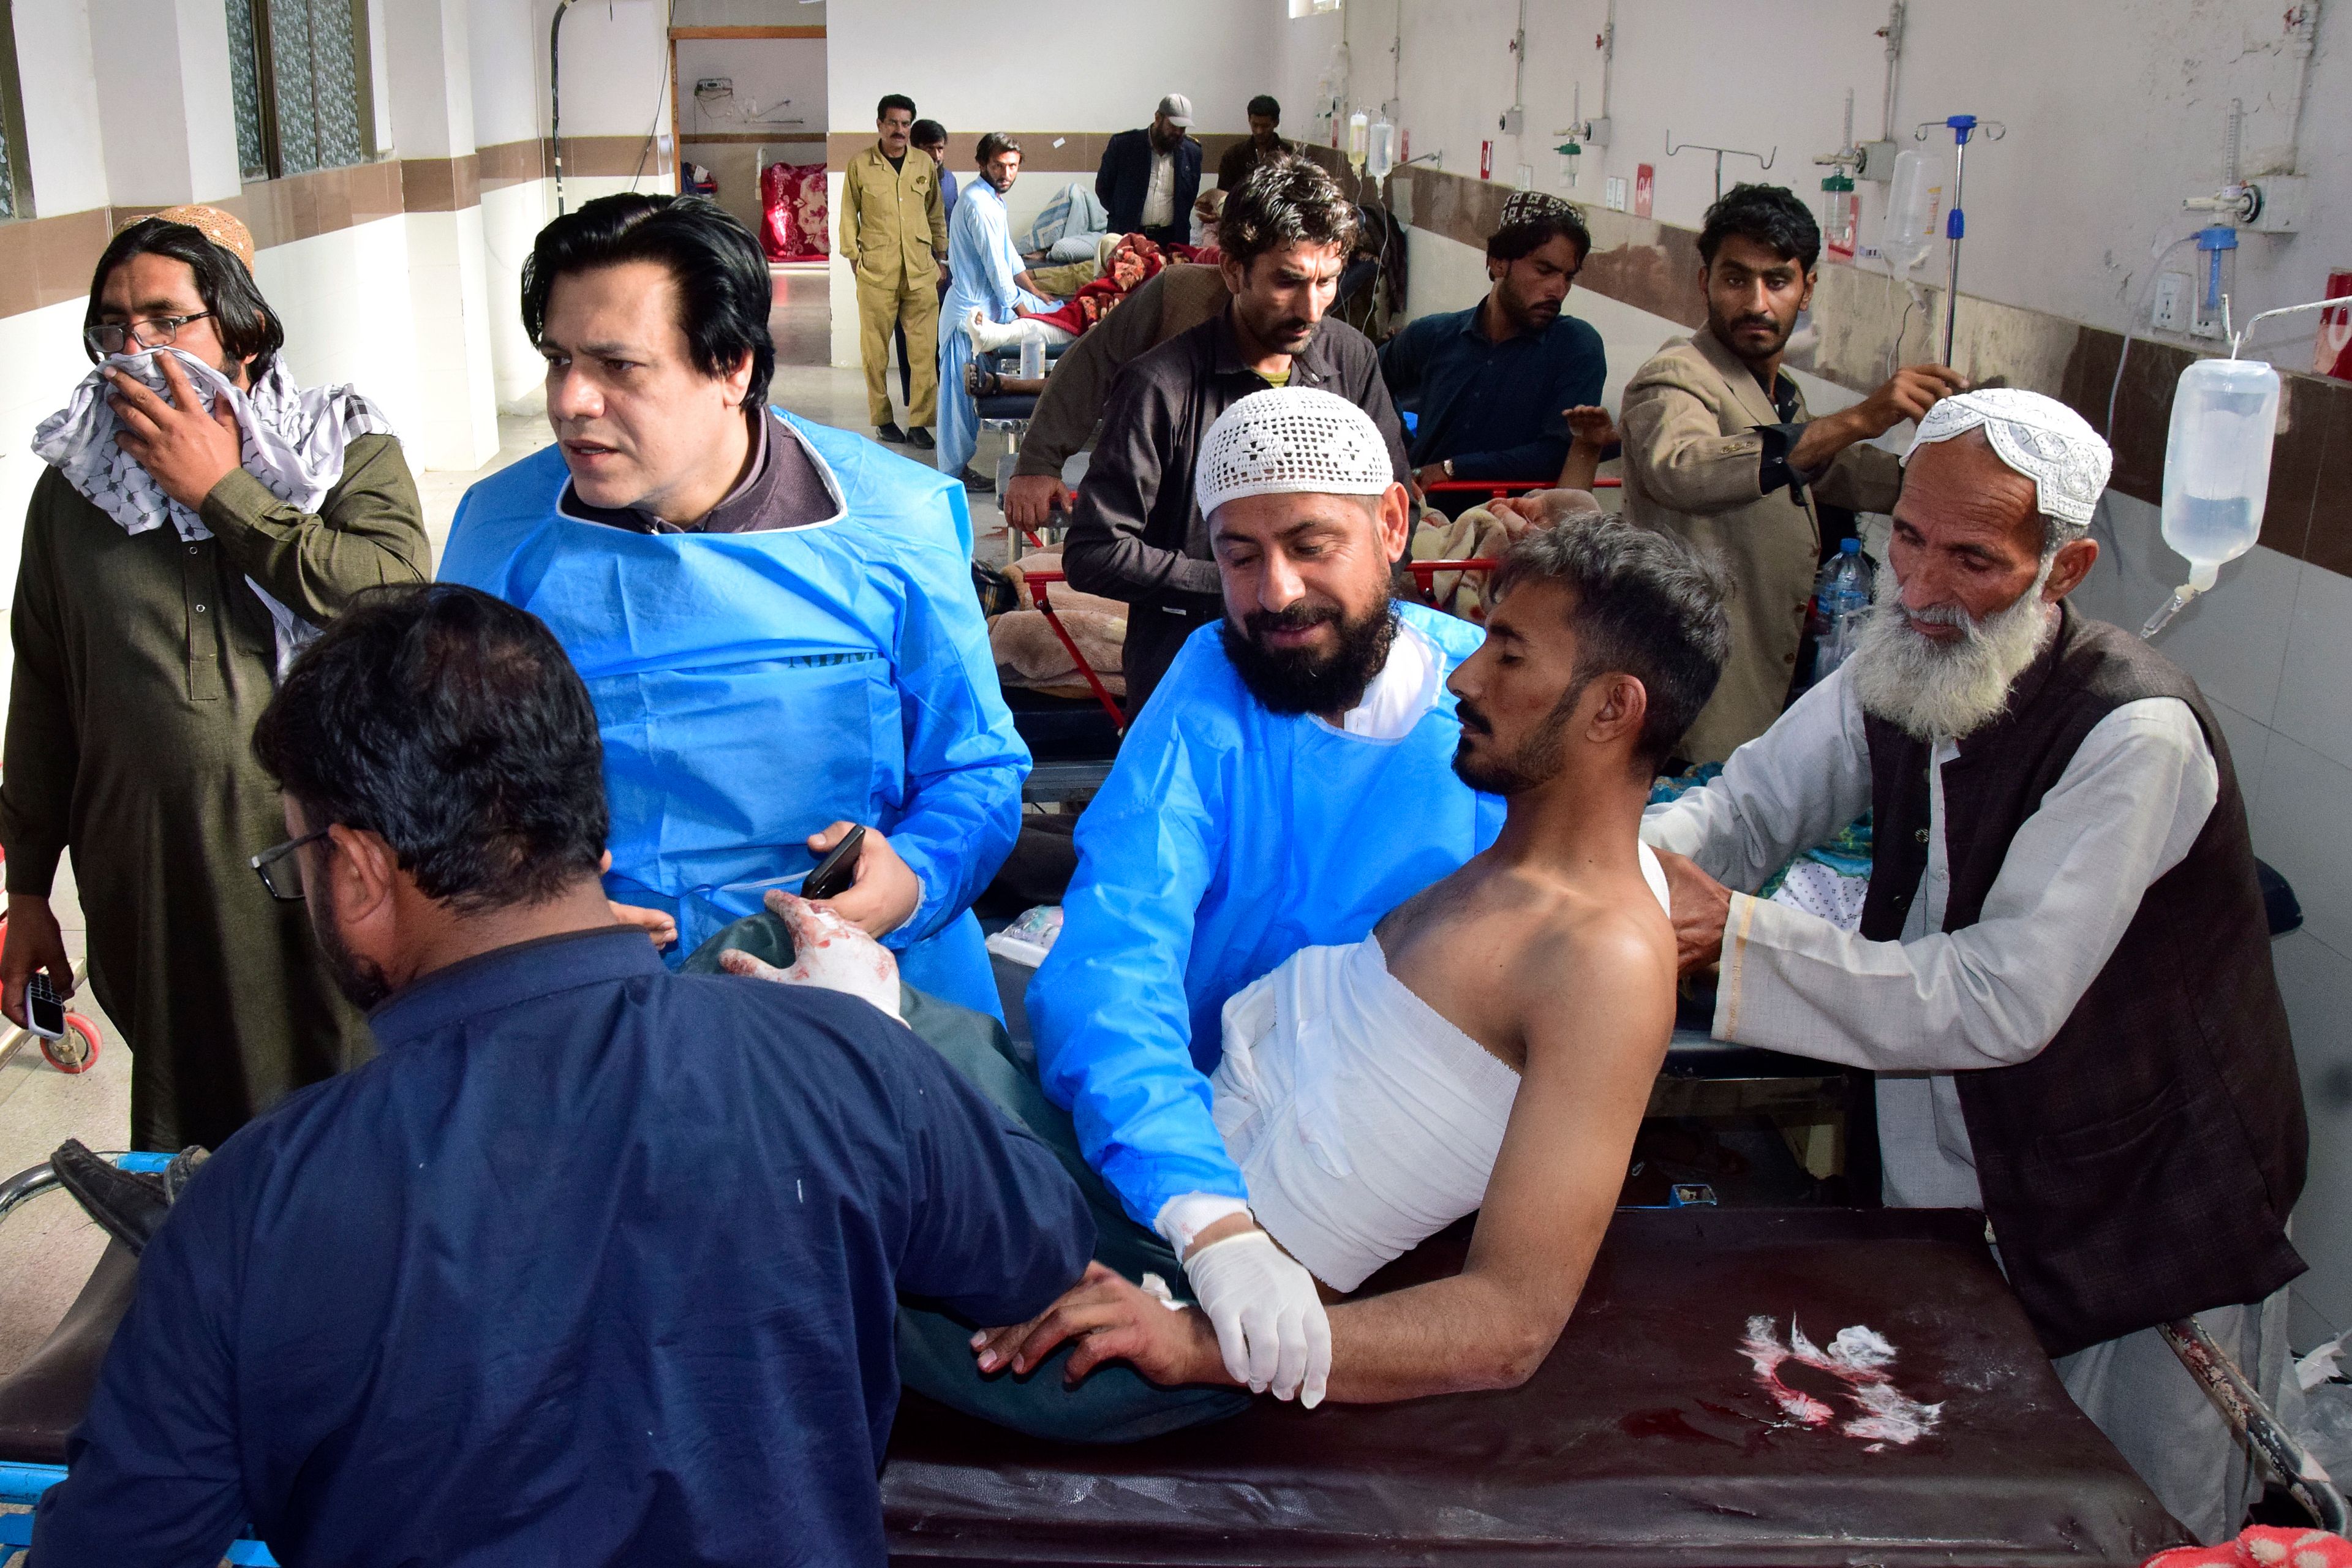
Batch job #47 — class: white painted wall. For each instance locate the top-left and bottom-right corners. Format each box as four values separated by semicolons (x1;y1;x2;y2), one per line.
825;0;1282;135
383;0;481;160
469;0;546;147
87;0;242;205
538;0;672;142
1282;0;2348;363
677;37;823;137
11;0;108;217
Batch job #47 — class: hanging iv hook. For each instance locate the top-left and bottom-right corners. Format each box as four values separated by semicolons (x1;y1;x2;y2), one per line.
1663;133;1777;201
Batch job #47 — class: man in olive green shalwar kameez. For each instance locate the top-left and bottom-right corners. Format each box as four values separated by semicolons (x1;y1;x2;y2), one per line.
0;213;429;1152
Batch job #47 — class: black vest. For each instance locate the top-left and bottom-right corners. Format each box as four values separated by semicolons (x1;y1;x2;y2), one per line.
1858;606;2306;1357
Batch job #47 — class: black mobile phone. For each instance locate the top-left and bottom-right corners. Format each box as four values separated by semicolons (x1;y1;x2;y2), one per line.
26;974;66;1040
801;825;867;902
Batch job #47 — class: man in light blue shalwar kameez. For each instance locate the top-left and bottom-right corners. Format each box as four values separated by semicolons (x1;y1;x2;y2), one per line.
442;194;1023;1018
938;133;1053;488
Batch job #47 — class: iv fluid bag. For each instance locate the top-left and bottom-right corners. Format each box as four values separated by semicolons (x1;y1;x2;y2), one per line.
1368;117;1396;180
1879;149;1942;272
2162;357;2279;571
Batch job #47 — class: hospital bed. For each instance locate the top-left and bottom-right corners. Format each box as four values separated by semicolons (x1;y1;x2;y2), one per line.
0;1159;2195;1565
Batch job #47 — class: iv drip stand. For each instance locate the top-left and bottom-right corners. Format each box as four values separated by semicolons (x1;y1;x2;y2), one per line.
1916;115;2005;365
1662;133;1777;202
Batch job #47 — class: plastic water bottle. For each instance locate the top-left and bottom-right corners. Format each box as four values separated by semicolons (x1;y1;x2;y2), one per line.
1017;331;1046;381
1812;538;1872;685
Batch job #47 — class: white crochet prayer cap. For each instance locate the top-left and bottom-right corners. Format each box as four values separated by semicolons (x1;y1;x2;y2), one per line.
1904;386;2113;534
1194;386;1395;519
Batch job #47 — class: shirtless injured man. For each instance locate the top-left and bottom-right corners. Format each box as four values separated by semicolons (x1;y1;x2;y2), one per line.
726;509;1731;1428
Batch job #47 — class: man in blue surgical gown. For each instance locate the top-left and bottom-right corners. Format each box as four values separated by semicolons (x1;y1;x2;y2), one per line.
1028;388;1506;1406
441;194;1023;1017
938;132;1053;491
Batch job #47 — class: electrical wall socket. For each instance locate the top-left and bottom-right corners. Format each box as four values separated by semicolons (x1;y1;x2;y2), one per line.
1604;175;1628;212
2153;271;2191;333
696;77;731;94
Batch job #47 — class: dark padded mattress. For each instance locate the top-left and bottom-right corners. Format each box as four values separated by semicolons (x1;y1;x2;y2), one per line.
882;1207;2191;1566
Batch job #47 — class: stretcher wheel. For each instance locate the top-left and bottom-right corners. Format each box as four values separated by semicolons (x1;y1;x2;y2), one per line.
41;1012;101;1074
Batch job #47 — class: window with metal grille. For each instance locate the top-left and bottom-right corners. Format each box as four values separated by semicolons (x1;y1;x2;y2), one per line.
226;0;376;182
0;0;32;219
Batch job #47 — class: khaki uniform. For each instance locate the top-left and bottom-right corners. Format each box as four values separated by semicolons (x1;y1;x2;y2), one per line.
840;144;948;428
1621;325;1901;763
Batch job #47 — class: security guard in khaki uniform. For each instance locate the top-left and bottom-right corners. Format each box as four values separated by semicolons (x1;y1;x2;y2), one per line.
1620;184;1962;763
840;94;948;447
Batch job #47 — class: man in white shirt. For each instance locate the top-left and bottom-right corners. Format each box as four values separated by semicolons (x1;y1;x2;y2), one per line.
1097;94;1201;250
1641;388;2306;1542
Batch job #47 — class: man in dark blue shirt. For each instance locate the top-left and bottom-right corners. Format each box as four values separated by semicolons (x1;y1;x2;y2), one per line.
32;583;1094;1567
1378;191;1607;514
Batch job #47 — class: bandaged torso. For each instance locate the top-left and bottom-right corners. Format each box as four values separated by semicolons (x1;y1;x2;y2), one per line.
1211;844;1670;1292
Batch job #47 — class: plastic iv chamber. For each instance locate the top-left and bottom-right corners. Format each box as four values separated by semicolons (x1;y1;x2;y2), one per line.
2143;356;2279;636
1876;149;1941;273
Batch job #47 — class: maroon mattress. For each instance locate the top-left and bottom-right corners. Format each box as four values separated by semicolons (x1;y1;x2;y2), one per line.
881;1207;2191;1566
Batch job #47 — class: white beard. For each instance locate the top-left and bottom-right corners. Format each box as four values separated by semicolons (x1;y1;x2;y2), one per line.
1845;560;2057;741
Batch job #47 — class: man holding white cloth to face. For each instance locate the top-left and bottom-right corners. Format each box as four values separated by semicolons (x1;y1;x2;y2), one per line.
1640;388;2305;1540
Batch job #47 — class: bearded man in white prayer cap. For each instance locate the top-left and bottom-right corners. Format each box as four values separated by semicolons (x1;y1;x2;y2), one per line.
851;386;1742;1445
1642;388;2305;1540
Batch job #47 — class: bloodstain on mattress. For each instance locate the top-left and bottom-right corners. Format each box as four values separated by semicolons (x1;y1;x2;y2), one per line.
1739;1314;1944;1450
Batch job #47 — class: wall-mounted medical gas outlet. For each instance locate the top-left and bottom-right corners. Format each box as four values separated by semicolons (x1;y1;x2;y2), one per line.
1498;105;1525;136
2242;175;2309;235
2153;271;2192;333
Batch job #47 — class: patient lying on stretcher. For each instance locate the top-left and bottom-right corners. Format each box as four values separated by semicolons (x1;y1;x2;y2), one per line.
742;517;1732;1411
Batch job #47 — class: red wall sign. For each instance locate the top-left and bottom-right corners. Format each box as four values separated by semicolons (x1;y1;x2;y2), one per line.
1634;163;1654;218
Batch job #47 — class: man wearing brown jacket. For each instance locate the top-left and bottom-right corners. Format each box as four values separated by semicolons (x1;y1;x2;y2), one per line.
1621;184;1962;763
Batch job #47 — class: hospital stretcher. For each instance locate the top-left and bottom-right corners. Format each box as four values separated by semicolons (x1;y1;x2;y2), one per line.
0;1156;2195;1565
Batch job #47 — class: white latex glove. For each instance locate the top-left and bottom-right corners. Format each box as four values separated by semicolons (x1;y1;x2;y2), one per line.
1180;1229;1332;1406
718;889;903;1023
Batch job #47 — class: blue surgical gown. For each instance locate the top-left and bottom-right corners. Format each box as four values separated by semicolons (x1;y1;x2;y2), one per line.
938;179;1052;480
1027;603;1506;1230
440;410;1025;1016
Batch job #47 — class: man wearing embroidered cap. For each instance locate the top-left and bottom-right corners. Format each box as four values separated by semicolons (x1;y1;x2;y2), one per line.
859;388;1729;1438
1642;388;2305;1539
1014;386;1488;1422
1378;190;1607;517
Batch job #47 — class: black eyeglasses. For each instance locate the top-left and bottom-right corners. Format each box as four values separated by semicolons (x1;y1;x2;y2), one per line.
251;828;331;902
84;312;214;358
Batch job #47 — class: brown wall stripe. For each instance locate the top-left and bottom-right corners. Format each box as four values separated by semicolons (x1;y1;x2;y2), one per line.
1383;160;2351;568
823;130;1252;178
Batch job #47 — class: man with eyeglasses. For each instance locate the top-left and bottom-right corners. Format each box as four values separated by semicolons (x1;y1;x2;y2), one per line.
34;582;1092;1566
0;208;428;1153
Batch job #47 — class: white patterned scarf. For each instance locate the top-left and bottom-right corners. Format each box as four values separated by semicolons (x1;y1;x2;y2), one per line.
32;347;393;673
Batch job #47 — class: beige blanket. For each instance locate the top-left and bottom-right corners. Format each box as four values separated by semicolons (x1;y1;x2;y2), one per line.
989;550;1128;696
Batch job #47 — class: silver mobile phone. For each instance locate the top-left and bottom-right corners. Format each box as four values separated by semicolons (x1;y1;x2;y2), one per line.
25;974;66;1039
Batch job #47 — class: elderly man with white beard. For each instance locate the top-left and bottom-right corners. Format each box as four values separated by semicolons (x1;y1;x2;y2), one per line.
1640;388;2305;1542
